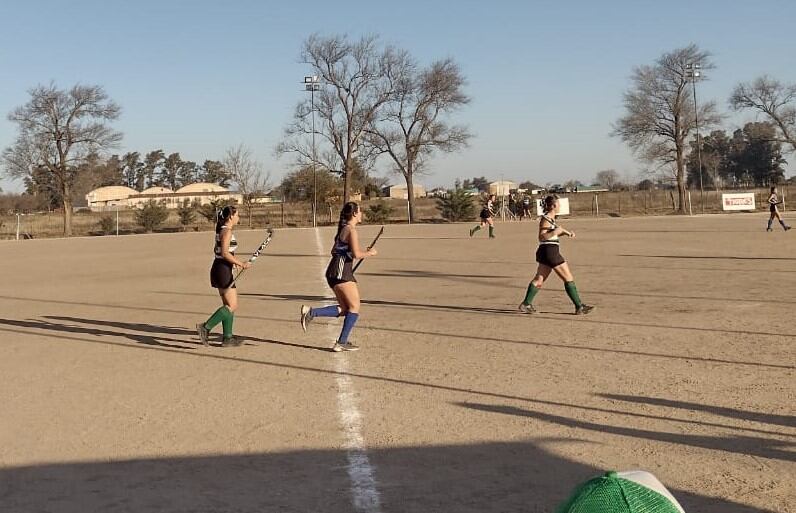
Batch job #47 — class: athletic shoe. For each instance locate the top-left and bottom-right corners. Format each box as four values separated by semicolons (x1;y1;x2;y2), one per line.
196;323;210;347
331;342;345;352
300;305;313;333
221;335;244;347
518;303;537;314
341;342;360;351
767;228;773;232
575;304;595;315
785;226;792;231
489;235;496;239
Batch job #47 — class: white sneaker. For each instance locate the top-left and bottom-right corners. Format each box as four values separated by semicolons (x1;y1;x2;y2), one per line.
331;342;344;352
300;305;312;333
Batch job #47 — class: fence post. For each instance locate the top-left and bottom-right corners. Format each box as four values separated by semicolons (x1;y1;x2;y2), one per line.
16;213;20;240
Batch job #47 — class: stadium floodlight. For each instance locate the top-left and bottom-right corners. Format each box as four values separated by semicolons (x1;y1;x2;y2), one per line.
304;75;321;227
685;63;705;213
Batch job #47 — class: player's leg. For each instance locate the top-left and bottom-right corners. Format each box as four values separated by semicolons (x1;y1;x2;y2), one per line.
519;264;551;313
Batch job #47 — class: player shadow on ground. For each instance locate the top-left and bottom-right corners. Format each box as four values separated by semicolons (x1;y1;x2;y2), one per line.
620;253;796;261
243;292;796;341
457;402;796;464
0;317;194;350
597;394;796;429
0;439;776;513
0;316;330;353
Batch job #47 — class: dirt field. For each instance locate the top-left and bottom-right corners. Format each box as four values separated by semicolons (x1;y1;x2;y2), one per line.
0;214;793;513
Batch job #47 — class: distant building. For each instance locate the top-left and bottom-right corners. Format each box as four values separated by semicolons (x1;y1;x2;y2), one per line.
382;184;426;200
86;182;243;211
85;186;139;210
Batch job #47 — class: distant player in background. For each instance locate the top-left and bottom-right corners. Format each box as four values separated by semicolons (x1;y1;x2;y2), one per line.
521;195;532;220
470;193;497;238
518;194;594;315
767;186;791;232
300;202;377;352
196;206;250;347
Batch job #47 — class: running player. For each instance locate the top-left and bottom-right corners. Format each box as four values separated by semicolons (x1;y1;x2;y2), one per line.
300;202;377;352
470;193;496;238
518;194;594;315
767;186;791;232
196;206;250;347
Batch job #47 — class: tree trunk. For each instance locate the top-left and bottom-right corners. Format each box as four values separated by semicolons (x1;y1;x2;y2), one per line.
676;147;687;214
405;171;416;224
343;156;351;203
62;185;73;237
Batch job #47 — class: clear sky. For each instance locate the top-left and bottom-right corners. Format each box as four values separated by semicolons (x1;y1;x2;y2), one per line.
1;0;795;193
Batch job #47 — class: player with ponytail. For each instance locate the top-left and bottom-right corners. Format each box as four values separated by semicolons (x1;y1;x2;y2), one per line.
300;202;377;352
196;205;251;347
518;194;594;315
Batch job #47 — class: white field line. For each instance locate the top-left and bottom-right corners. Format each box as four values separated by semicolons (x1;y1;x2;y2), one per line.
313;228;382;513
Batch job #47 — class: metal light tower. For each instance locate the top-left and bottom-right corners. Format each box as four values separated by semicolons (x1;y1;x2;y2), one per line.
685;63;704;213
304;75;321;227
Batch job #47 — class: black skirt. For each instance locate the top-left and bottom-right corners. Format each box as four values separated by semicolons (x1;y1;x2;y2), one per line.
536;244;566;268
325;255;356;289
479;208;492;220
770;204;777;213
210;259;236;289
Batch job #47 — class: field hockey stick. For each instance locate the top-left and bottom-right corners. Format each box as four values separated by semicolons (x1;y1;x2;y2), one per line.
352;226;384;273
231;229;274;285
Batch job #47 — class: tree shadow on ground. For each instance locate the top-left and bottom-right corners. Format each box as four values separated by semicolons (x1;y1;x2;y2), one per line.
597;394;796;429
458;402;796;463
0;440;777;513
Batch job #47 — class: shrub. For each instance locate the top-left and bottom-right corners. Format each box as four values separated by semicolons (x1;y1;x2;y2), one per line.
198;198;235;222
177;200;196;230
436;188;475;221
98;215;115;235
366;200;393;224
134;201;169;233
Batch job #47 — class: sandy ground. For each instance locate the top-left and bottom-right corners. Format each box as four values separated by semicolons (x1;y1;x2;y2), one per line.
0;214;793;513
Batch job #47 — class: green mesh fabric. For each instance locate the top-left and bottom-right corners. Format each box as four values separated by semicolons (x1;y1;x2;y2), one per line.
556;472;681;513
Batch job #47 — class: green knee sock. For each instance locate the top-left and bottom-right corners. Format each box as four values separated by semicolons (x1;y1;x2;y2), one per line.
222;311;234;339
564;281;582;308
205;306;231;331
523;283;540;305
472;225;481;233
488;226;495;237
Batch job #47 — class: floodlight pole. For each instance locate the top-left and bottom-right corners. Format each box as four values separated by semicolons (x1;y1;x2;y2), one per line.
304;75;321;227
16;213;21;240
686;63;705;213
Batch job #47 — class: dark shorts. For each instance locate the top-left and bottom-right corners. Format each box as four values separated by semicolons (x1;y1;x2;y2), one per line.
210;259;236;289
479;208;492;220
536;244;566;268
325;257;356;289
770;204;777;213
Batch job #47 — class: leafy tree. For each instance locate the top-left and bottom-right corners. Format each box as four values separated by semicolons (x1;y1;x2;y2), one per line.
278;166;341;204
98;215;115;235
143;149;165;188
177;160;197;188
200;160;230;186
436;187;475;221
134;200;169;233
613;45;721;213
160;152;181;190
121;152;144;190
365;200;393;223
1;83;122;235
462;176;489;192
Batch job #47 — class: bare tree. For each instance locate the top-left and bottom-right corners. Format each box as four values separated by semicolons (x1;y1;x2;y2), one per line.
368;57;472;222
730;76;796;153
2;83;121;235
278;34;397;203
613;45;721;213
594;169;621;191
224;144;271;227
